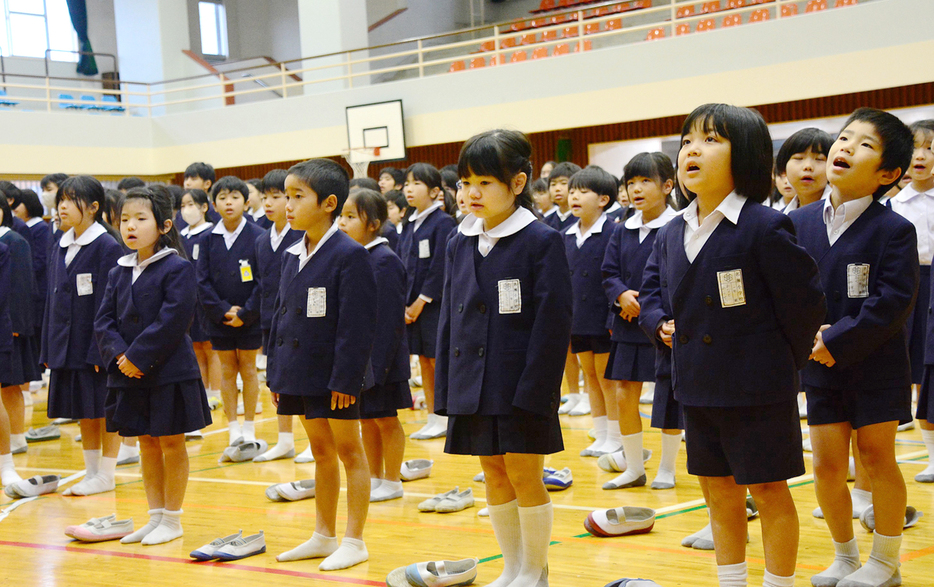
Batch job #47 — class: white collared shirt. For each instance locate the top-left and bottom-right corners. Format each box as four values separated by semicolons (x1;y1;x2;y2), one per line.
542;207;557;218
782;184;831;215
606;201;622;215
212;217;247;250
625;206;679;243
459;207;537;257
396;222;403;235
117;248;177;284
60;222;107;267
566;213;608;249
269;223;292;252
0;226;10;239
364;236;389;250
554;208;573;223
890;184;934;264
180;222;213;238
26;217;44;228
682;192;746;263
286;223;339;273
251;208;265;222
410;201;443;233
823;195;873;247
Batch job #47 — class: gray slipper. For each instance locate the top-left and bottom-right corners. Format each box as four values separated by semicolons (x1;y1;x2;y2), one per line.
25;425;60;442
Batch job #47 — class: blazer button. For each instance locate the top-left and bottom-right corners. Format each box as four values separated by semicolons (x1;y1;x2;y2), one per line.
454;348;460;357
702;334;712;344
277;338;283;347
569;269;574;276
53;287;58;293
833;291;841;301
478;303;487;314
679;334;688;344
280;307;287;316
582;294;588;301
458;304;463;313
582;270;589;277
705;295;713;306
292;339;300;348
478;347;485;357
295;307;302;315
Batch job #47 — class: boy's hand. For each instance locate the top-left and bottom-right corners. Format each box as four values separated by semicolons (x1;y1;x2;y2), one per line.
117;354;144;378
658;320;675;348
224;306;244;327
405;298;426;324
809;324;836;367
270;392;279;408
331;391;356;410
617;290;641;321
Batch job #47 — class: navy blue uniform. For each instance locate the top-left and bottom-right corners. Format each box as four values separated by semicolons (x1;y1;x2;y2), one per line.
565;216;616;354
382;221;400;251
0;243;13;385
544;210;576;233
180;223;213;343
255;224;303;353
0;229;39;386
26;219;50;336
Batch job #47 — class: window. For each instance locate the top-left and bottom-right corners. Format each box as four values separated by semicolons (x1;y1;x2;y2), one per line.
0;0;79;61
199;1;228;58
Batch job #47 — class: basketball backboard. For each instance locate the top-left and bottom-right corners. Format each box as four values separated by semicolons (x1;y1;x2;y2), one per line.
345;99;406;164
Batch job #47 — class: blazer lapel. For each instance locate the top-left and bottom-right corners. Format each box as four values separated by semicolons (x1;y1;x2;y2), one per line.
669;218;693;297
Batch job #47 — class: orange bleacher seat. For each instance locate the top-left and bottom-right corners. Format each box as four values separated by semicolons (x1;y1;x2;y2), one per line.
469;57;486;69
558;0;574;7
781;3;798;16
521;33;537;44
835;0;858;6
702;1;722;13
574;39;593;52
605;18;623;30
646;27;665;40
563;26;580;38
479;40;495;52
584;22;600;35
677;6;695;18
531;47;549;59
448;60;466;73
726;0;746;8
539;0;556;11
530;18;546;28
501;37;518;49
553;43;571;56
696;18;716;31
508;21;527;33
806;0;827;11
490;54;506;66
511;50;528;63
676;23;691;35
749;8;769;21
722;14;742;26
631;0;651;9
542;29;558;41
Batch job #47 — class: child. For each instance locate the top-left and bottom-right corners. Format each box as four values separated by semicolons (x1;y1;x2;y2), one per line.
891;120;934;392
604;173;627;222
543;162;581;233
772;168;796;210
196;176;265;447
246;179;272;229
116;177;145;193
95;186;211;545
43;176;125;495
269;159;376;570
40;173;68;216
437;129;572;587
252;169;305;463
181;162;221;227
353;182;400;250
338;188;411;502
385;189;409;244
399;163;456;440
531;178;552;217
540;159;556;181
13;188;48;396
641;104;825;587
777;128;833;213
791;108;916;587
378;167;405;194
0;182;36;254
564;166;621;461
0;241;21;487
602;153;680;490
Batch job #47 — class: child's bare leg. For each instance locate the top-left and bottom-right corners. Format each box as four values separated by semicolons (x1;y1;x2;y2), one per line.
849;430;873;515
856;421;905;536
481;456;521;587
216;350;242;444
361;419;383;479
237;349;259;433
748;481;798;577
320;418;369;570
193;342;209;386
559;348;582;414
376;417;405;483
420;356;436;414
207;345;222;395
605;379;647;489
703;475;749;564
811;422;855;540
595;353;621;453
0;396;20;486
1;385;24;435
578;351;606;456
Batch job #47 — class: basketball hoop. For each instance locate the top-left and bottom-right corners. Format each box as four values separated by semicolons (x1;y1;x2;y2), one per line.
341;146;381;179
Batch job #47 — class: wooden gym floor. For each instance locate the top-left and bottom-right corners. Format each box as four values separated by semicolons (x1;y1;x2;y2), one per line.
2;379;933;587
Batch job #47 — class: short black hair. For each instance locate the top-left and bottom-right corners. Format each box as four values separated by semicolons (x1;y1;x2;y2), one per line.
40;173;68;191
19;189;44;218
125;186;187;257
184;162;216;183
349;177;380;192
531;178;548;194
385;189;407;210
405;163;444;192
165;184;184;211
261;169;288;193
0;195;12;228
569;166;617;209
775;128;834;175
246;178;263;193
182;188;211;208
103;188;125;226
0;180;23;208
117;177;145;191
211;176;250;202
457;129;535;212
348;188;388;232
680;103;773;203
440;168;459;192
840;107;913;199
378;167;405;187
287;158;350;222
623;152;676;186
548;162;582;184
440;164;458;175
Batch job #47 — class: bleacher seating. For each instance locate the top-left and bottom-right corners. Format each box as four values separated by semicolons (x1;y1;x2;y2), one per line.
511;50;528;62
469;57;486;69
722;13;742;26
676;23;691;35
646;27;665;40
696;18;716;31
553;43;571;56
0;89;18;107
835;0;858;5
448;60;466;73
782;3;799;16
750;8;770;21
806;0;828;11
701;2;722;13
531;47;549;59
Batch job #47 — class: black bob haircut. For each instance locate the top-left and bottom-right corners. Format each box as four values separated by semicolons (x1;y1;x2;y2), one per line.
0;193;12;228
287;158;350;222
348;188;388;232
405;162;443;192
457;129;535;213
246;178;263;193
117;177;145;191
569;166;617;209
20;189;45;218
378;167;405;186
531;178;548;193
124;185;187;258
623;152;676;186
548;161;582;184
261;169;288;193
350;177;380;192
184;162;216;183
841;107;913;199
679;103;773;203
385;189;407;210
909;120;934;140
40;173;68;191
211;176;250;202
775;128;834;175
183;188;211;208
165;184;184;211
0;180;23;208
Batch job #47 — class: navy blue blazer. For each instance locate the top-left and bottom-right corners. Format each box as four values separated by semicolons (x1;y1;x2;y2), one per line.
369;241;411;386
196;220;266;337
95;253;203;387
652;200;825;407
266;230;377;398
0;243;12;359
435;220;573;418
41;229;123;370
247;213;273;230
399;208;456;305
255;226;303;331
0;230;36;336
382;222;400;251
790;201;919;390
639;237;674;383
26;219;50;313
564;218;617;337
602;222;660;344
11;217;35;256
544;210;577;233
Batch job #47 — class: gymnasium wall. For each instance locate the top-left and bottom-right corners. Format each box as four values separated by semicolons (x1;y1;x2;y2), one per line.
0;0;930;178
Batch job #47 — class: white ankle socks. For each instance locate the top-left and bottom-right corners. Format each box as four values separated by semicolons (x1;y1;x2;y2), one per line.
584;416;607;453
319;537;368;571
99;456;117;483
142;509;183;545
486;500;522;587
83;449;101;476
512;502;552;587
812;538;860;587
621;432;646;477
121;509;164;543
277;531;338;562
851;488;872;517
228;421;242;445
603;419;622;450
242;420;256;442
841;532;901;586
659;432;681;474
761;570;794;587
717;562;747;587
0;453;21;486
920;429;934;478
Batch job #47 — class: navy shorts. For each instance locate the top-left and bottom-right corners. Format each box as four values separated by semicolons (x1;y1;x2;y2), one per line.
917;365;934;422
407;301;441;358
211;332;263;352
277;392;361;420
805;385;911;429
570;334;612;355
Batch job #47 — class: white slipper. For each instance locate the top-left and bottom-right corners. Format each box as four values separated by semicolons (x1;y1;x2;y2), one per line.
72;517;134;542
400;459;433;481
597;448;652;472
585;506;655;537
25;425;60;442
275;479;316;501
190;530;243;561
214;531;266;561
220;440;268;463
4;474;60;498
66;514;116;538
859;504;923;532
435;488;474;513
405;558;479;587
418;488;460;512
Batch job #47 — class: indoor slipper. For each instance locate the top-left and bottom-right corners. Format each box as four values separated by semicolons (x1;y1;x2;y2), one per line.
25;425;60;442
543;468;573;491
585;506;655;537
214;531;266;561
418;488;460;513
275;479;316;501
404;557;479;587
65;514;116;539
400;459;433;481
190;530;243;561
72;517;134;542
4;474;60;498
435;488;474;513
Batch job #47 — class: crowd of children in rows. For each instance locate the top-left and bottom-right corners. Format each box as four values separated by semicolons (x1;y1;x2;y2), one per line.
0;103;931;587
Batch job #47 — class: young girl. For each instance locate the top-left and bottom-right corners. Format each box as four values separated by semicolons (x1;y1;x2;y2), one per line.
246;179;272;229
399;163;456;440
43;176;125;496
641;104;825;587
436;130;572;587
602;153;680;490
95;186;211;545
777;127;833;213
0;241;21;487
338;188;411;502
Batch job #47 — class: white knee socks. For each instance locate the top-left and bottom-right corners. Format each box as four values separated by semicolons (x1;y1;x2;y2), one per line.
918;429;934;481
653;432;681;489
509;502;552;587
486;500;522;587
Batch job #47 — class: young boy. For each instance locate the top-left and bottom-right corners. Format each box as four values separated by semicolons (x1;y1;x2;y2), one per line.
246;179;272;229
377;167;404;194
777;127;834;213
40;173;68;217
182;162;221;227
268;159;376;571
544;162;582;233
196;176;266;447
564;166;622;462
789;108;916;587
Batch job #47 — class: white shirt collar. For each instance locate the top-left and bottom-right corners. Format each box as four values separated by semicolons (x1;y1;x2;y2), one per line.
364;236;389;250
181;221;213;237
606;201;622;214
212;217;247;249
542;207;557;217
893;183;934;202
410;201;444;231
269;222;291;252
624;206;678;231
59;222;107;248
117;248;177;283
782;185;831;215
566;213;608;248
822;195;873;246
251;208;266;221
25;217;44;228
458;207;537;257
286;222;340;272
683;191;745;230
555;208;573;222
0;226;10;238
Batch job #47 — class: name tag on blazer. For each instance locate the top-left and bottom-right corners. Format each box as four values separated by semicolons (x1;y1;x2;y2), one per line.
717;269;746;308
498;279;522;314
76;273;93;296
239;259;254;282
419;239;431;259
847;263;870;298
192;244;200;260
307;287;326;318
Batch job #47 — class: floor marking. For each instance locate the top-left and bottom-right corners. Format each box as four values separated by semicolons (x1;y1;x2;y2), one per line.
0;496;37;522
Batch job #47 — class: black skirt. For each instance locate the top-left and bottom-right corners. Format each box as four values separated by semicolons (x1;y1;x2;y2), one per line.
360;380;413;419
0;335;40;387
407;301;441;358
604;341;655;382
105;379;212;437
650;377;683;430
47;368;108;420
277;392;361;420
444;410;564;456
907;264;930;384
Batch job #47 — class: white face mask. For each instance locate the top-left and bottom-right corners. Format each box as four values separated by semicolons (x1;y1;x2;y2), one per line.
181;207;203;226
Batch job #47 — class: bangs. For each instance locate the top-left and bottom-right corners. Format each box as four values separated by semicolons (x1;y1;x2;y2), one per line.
568;166;617;198
681;104;733;141
623;152;674;185
457;135;509;185
405;163;443;190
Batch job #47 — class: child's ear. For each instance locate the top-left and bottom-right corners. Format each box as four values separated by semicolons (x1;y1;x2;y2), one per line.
323;194;339;214
512;172;528;195
598;194;611;208
204;180;213;191
662;179;674;195
878;167;903;190
162;218;173;235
